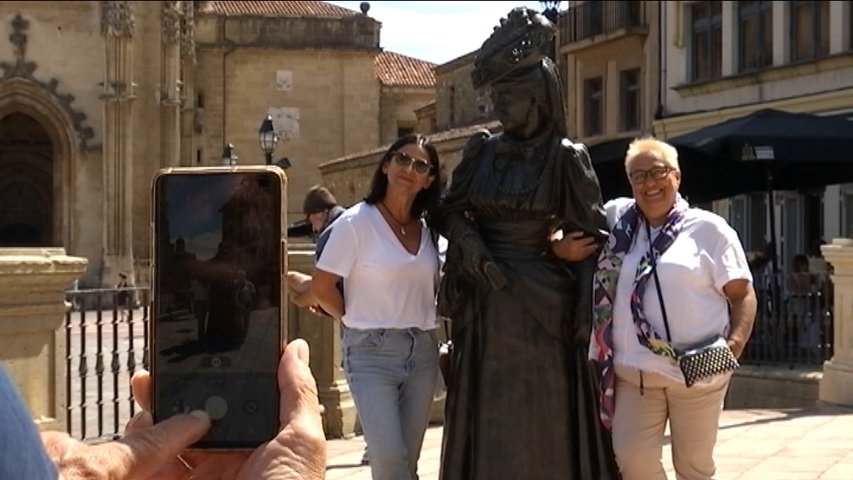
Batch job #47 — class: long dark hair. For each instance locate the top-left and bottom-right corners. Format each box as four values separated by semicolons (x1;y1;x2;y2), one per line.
364;133;441;227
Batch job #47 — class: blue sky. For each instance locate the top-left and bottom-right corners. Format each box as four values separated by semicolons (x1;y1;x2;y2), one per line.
327;1;551;64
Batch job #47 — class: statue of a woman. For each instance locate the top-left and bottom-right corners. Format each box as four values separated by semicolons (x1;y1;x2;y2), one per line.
438;8;618;479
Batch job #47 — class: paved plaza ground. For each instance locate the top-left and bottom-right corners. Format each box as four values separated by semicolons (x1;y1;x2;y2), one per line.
326;405;853;480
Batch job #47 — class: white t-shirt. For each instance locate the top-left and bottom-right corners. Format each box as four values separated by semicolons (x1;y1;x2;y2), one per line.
315;201;439;331
605;198;752;382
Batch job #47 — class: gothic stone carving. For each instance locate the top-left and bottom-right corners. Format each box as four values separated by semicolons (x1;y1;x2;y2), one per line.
0;14;97;152
101;1;135;38
162;1;181;43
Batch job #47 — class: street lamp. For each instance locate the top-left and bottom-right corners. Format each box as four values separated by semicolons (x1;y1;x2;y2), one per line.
258;115;279;165
221;143;238;166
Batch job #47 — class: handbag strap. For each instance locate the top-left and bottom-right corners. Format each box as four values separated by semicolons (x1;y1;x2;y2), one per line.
647;221;672;342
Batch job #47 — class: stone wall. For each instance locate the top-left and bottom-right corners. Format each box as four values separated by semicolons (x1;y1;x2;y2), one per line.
433;52;493;132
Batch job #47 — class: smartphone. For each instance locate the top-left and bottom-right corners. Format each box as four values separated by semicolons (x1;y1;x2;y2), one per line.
150;166;287;449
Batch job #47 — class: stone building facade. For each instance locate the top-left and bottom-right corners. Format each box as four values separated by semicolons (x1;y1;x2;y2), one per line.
556;1;660;163
655;0;853;271
0;1;435;286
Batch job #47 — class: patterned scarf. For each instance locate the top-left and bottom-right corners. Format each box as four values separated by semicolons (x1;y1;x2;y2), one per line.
589;197;688;430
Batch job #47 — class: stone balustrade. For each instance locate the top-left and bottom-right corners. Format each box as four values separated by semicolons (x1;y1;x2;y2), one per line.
0;247;87;431
819;239;853;406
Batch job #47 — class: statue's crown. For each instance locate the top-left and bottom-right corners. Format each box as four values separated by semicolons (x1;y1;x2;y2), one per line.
471;8;555;89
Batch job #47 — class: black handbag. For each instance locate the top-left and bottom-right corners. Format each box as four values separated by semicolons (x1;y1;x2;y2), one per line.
677;335;739;387
647;223;739;388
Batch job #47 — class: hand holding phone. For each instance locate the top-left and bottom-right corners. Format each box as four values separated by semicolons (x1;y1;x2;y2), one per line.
151;167;287;449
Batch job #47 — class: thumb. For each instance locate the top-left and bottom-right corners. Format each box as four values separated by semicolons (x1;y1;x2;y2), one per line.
99;410;211;479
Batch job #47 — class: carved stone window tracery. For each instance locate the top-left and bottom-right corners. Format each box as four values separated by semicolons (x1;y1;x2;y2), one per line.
101;1;135;38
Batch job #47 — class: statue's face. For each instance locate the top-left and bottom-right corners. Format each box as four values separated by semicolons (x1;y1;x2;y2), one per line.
490;82;539;136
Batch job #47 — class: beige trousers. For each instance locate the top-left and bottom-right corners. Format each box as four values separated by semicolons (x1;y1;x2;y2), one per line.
611;365;731;480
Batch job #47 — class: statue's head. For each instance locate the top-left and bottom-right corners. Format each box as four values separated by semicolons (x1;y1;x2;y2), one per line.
472;7;567;137
471;7;555;89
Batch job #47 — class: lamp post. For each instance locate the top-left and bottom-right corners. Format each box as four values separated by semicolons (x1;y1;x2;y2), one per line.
258;115;279;165
221;143;238;166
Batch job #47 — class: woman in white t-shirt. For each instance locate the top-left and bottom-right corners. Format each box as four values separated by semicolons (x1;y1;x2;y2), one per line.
311;134;441;480
553;137;758;480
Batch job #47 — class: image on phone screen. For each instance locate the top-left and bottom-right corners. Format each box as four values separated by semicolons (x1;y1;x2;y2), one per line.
152;171;282;448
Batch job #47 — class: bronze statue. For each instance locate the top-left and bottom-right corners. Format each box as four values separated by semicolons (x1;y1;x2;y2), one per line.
438;8;617;479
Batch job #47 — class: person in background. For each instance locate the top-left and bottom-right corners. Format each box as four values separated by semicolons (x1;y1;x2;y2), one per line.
115;272;130;322
2;339;326;479
554;137;757;480
287;185;345;309
311;133;442;480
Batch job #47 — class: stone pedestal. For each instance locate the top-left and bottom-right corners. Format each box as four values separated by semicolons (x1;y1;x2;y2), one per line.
0;248;88;431
820;239;853;406
288;245;358;438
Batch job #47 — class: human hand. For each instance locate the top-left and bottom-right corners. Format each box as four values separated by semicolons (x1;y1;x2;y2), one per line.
41;406;210;479
727;336;747;359
551;231;598;261
51;339;326;480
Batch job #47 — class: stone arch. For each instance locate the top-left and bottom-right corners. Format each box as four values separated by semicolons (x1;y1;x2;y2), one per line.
0;78;82;249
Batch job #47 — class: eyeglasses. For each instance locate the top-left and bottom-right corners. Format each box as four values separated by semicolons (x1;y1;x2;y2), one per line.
393;151;433;175
628;166;673;184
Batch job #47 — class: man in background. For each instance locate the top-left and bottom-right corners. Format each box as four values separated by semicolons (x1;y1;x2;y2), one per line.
287;185;345;308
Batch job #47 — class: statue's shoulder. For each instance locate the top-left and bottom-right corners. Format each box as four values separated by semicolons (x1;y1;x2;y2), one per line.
462;129;493;160
558;137;590;158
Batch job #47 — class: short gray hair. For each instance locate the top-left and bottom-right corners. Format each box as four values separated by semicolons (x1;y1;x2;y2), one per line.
625;137;680;173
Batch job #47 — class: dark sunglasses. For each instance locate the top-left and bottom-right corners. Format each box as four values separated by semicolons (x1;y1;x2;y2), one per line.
392;151;433;175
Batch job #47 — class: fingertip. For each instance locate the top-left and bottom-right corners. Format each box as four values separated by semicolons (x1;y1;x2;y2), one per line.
287;338;311;365
130;370;152;412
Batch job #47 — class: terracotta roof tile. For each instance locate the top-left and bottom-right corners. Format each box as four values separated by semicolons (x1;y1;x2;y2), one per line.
200;1;361;17
375;51;436;88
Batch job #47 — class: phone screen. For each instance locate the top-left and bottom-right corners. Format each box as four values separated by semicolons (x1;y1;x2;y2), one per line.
152;170;282;448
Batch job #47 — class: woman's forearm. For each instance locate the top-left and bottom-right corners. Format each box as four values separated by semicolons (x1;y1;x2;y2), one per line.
310;279;344;320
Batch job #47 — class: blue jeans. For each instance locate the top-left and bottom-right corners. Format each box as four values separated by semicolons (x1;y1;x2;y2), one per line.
343;326;439;480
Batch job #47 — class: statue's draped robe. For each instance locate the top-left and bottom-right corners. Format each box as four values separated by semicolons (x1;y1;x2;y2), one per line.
438;130;618;480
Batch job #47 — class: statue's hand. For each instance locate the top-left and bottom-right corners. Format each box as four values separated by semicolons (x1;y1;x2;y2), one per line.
458;232;497;287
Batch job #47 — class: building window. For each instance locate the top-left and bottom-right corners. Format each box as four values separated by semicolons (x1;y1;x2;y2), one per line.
397;127;414;138
620;69;640;132
790;0;829;61
738;1;773;72
584;77;603;137
691;1;722;81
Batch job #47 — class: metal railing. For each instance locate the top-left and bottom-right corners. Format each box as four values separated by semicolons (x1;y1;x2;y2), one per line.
558;1;643;44
740;272;833;366
65;286;149;442
62;273;830;440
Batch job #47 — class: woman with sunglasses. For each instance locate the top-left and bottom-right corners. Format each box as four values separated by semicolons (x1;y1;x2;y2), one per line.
553;137;757;480
438;8;617;480
311;133;442;480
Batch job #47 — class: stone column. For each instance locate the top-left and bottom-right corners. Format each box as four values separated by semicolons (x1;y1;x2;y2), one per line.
287;245;358;438
819;239;853;406
0;248;88;431
161;1;182;167
100;1;136;285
